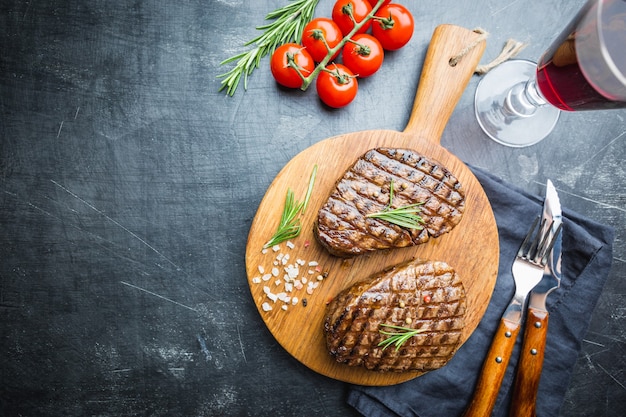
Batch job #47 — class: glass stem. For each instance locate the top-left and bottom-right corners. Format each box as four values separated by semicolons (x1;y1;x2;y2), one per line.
504;78;549;117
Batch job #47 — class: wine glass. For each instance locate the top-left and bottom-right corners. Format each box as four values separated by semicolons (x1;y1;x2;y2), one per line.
474;0;626;147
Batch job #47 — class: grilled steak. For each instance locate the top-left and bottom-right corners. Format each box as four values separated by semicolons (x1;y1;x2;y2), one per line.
324;259;466;373
315;147;465;257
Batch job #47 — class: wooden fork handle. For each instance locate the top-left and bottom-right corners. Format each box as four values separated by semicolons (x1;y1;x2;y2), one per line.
463;318;521;417
508;308;549;417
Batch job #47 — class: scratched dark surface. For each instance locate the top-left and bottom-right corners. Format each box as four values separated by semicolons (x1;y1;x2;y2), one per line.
1;0;624;416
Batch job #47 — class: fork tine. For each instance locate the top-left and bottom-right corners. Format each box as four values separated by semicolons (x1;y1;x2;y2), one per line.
517;216;540;257
532;218;551;261
518;215;563;266
537;222;563;265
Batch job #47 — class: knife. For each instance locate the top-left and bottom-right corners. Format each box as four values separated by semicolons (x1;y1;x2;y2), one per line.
464;209;557;416
508;180;563;417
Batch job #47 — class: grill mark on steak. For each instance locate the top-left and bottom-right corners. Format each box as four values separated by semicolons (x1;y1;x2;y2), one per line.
315;148;465;257
363;149;464;231
324;260;466;373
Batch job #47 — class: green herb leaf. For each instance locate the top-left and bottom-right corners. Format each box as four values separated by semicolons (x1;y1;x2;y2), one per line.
378;324;427;351
366;179;425;229
217;0;320;96
263;165;318;249
301;164;317;213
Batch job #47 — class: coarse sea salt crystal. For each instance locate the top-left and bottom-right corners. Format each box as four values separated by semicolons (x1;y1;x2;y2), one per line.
271;267;279;277
284;282;293;292
262;302;272;312
286;241;295;249
285;264;299;279
272;245;280;252
308;261;318;267
296;259;305;266
281;305;288;311
262;274;272;281
252;277;261;284
291;297;299;305
258;265;265;274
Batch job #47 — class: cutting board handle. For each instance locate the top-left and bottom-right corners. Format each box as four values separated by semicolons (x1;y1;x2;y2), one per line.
403;25;486;144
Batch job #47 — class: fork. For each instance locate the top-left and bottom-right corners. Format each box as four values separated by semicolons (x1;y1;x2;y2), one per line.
463;216;562;417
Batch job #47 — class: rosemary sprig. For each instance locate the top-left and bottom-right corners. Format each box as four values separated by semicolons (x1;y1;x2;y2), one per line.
263;165;318;249
217;0;320;96
378;324;427;351
366;179;425;229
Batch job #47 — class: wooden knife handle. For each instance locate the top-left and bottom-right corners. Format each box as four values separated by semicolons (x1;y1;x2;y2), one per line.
508;308;549;417
463;318;521;417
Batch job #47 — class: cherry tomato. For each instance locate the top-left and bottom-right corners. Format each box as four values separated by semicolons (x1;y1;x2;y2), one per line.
342;34;384;77
372;3;414;51
316;63;358;108
270;43;315;88
301;17;343;63
367;0;391;8
331;0;372;37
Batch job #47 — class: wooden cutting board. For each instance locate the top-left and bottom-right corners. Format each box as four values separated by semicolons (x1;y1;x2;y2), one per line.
245;25;499;386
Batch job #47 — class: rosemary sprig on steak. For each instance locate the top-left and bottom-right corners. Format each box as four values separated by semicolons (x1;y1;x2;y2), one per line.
378;324;427;351
366;179;425;229
263;165;317;249
315;148;465;258
324;259;466;371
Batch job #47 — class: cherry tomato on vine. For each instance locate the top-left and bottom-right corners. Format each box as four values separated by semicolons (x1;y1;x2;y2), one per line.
331;0;372;37
342;33;384;77
301;17;343;63
270;43;315;88
367;0;391;8
372;3;414;51
316;63;358;108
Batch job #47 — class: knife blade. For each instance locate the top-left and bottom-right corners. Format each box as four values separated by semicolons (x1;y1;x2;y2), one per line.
509;180;563;417
464;215;554;417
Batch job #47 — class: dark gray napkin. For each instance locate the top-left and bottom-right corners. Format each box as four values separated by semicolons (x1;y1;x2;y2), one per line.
347;166;615;417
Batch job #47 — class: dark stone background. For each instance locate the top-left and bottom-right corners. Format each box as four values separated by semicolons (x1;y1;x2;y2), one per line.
1;1;624;415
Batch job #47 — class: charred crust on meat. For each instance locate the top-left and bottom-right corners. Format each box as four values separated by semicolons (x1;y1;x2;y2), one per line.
323;259;466;373
315;147;465;257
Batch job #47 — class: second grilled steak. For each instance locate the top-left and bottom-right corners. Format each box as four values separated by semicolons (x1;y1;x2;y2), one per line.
324;259;466;373
315;147;465;257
